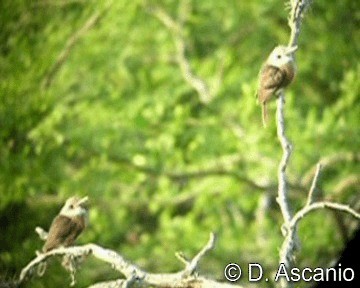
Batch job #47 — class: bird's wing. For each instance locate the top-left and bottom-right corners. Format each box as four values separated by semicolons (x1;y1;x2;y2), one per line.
62;217;85;247
260;65;286;89
43;215;76;252
257;65;286;104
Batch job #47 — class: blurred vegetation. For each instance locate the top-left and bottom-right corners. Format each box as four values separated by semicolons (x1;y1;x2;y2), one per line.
0;0;359;287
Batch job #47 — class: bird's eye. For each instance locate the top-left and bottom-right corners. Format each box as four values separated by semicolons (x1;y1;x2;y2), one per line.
277;54;281;59
69;204;74;209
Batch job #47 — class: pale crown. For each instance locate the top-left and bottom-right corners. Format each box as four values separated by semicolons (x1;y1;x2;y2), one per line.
266;45;296;68
59;196;89;218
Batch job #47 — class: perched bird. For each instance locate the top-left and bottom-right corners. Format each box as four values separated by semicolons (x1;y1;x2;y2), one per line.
257;45;297;126
43;196;89;252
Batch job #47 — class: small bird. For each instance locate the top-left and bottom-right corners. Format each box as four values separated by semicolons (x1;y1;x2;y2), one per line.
257;45;297;126
43;196;89;252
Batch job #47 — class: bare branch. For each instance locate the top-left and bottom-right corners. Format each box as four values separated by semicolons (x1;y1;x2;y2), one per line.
306;163;322;206
150;7;181;33
276;92;298;288
42;2;113;89
278;157;360;288
275;2;314;287
182;233;216;277
87;279;127;288
149;6;214;104
19;234;241;288
288;0;313;47
276;92;294;227
291;202;360;228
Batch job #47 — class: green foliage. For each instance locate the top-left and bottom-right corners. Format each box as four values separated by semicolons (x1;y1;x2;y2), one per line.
0;0;359;287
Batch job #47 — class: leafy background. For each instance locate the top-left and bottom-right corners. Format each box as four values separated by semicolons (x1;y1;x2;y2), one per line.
0;0;359;287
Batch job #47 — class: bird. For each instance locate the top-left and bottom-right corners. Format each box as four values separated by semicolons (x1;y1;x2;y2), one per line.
257;45;297;127
42;196;89;252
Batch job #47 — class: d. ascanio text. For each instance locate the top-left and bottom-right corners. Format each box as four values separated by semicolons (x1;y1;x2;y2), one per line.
274;263;354;282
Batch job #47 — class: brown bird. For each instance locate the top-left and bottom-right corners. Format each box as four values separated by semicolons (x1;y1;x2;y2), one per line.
43;196;89;252
257;45;297;126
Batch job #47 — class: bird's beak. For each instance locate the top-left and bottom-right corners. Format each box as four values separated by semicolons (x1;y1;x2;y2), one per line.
77;196;89;207
285;45;298;55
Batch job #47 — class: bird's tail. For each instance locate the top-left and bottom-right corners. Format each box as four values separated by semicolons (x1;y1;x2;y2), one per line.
262;103;268;128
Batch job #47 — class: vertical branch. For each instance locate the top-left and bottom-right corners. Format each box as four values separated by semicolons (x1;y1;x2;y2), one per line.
276;2;313;287
276;92;296;288
276;92;293;227
288;0;312;47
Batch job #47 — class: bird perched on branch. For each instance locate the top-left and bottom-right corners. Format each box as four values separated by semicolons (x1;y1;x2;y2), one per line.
43;196;89;252
257;45;297;126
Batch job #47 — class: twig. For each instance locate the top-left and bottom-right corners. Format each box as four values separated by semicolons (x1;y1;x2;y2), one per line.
305;163;322;206
291;202;360;228
181;232;216;277
149;6;214;104
41;1;113;89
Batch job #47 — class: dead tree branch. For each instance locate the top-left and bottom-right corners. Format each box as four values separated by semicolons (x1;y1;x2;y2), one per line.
19;233;242;288
275;4;360;285
276;91;294;227
291;201;360;227
276;92;299;288
149;5;216;104
305;163;322;206
275;1;311;287
279;161;360;288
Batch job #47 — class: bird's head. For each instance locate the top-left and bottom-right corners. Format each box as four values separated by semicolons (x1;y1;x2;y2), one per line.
59;196;89;218
266;45;297;68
